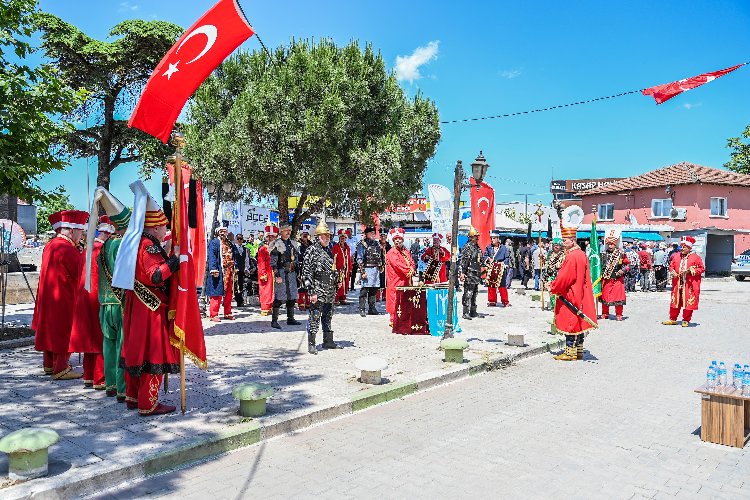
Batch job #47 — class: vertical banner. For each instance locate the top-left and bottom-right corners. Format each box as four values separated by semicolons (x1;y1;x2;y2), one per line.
426;288;462;336
587;217;602;298
219;201;242;235
470;178;495;250
428;184;453;236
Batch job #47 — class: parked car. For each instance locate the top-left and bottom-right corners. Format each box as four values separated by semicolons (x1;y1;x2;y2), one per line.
731;249;750;281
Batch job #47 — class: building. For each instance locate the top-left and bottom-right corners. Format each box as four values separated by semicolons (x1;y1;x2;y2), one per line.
578;162;750;273
550;178;623;208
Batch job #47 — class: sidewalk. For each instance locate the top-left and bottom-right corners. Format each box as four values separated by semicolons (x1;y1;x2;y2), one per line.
1;285;560;498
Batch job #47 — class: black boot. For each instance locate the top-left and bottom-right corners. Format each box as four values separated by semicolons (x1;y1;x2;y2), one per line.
271;307;281;329
367;295;380;315
322;331;340;349
286;300;301;325
470;306;483;318
359;294;367;317
462;306;472;320
308;330;317;355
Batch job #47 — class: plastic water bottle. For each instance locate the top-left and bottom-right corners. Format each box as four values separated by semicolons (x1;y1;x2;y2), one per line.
743;371;750;397
706;366;716;391
718;362;727;387
733;364;742;390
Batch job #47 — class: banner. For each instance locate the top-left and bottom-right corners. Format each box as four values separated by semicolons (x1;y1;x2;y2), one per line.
428;184;453;237
642;63;746;105
587;217;602;298
426;288;462;336
470;178;495;250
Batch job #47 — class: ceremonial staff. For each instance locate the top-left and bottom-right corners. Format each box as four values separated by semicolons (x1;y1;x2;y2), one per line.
534;203;545;310
171;132;187;415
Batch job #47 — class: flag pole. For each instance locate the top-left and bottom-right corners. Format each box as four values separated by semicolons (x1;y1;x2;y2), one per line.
171;131;187;415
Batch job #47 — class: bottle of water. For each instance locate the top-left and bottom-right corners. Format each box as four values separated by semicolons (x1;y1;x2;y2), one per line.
743;371;750;397
718;362;727;387
733;364;742;390
706;366;716;391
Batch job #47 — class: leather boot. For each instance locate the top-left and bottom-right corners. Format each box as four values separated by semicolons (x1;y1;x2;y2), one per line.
286;300;301;325
308;331;317;355
554;346;577;361
462;306;472;320
359;295;367;317
271;307;282;329
367;295;380;315
322;330;340;349
576;345;584;360
470;306;483;318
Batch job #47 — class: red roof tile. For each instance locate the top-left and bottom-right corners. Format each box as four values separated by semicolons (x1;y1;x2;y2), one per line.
578;162;750;195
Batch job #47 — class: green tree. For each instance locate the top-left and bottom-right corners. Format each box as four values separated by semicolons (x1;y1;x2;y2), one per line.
0;0;85;202
725;125;750;174
185;39;441;235
35;14;184;189
36;186;74;233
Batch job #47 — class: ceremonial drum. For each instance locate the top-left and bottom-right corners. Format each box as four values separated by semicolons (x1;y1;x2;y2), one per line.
424;257;444;283
486;260;505;288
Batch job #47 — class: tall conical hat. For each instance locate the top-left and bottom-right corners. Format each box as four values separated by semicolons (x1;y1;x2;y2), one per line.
84;187;131;291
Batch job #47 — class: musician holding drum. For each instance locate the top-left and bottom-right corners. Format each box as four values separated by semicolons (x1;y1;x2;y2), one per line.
483;230;512;307
421;233;450;284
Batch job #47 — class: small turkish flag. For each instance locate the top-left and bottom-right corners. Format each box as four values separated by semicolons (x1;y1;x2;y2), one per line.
642;63;746;105
128;0;255;142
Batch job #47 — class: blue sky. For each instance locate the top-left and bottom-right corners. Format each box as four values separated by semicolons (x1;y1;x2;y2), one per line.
37;0;750;210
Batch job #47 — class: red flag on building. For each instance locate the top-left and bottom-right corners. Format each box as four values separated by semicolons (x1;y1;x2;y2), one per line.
642;63;746;104
168;175;207;370
128;0;255;142
470;178;495;250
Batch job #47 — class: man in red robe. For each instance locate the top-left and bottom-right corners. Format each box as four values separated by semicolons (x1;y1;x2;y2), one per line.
257;224;277;316
69;216;115;388
421;233;450;284
33;210;88;380
385;228;416;327
599;230;629;321
120;194;181;416
332;229;352;304
662;236;704;327
549;224;598;361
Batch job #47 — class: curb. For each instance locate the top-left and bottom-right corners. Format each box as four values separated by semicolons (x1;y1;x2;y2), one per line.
0;337;34;350
4;336;564;499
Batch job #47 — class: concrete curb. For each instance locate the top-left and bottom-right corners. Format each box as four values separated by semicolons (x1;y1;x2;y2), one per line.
4;336;565;499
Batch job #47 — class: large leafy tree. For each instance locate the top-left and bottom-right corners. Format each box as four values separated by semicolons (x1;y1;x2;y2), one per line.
725;125;750;174
35;14;184;188
0;0;85;202
36;186;74;233
185;39;441;235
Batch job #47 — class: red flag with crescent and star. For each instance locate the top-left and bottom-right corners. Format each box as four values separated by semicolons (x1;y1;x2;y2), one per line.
128;0;255;142
642;63;746;105
470;178;495;250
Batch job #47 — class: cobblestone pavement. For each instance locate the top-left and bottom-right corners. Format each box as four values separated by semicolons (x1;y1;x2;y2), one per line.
1;283;558;494
97;278;750;499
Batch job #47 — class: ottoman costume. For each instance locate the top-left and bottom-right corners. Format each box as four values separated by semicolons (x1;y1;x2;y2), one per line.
332;229;353;304
599;229;629;321
421;233;450;284
113;182;180;416
543;237;565;311
297;231;313;311
32;210;88;380
483;230;512;306
549;220;598;361
459;227;483;320
256;224;277;316
205;226;237;321
302;222;341;354
355;226;384;317
269;224;301;329
385;228;416;326
662;236;704;327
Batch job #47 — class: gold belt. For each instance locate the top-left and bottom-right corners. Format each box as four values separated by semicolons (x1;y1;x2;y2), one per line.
133;280;162;311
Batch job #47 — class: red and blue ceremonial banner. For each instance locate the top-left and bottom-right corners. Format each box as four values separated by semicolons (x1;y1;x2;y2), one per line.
128;0;255;142
642;63;746;105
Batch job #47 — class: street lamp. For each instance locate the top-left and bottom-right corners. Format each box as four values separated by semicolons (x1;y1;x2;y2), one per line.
443;151;490;339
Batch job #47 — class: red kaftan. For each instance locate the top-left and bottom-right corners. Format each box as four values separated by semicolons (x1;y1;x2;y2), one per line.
69;240;104;353
420;245;450;284
121;236;179;376
385;246;415;314
669;252;704;311
257;244;274;313
33;235;83;354
332;242;352;300
549;246;598;335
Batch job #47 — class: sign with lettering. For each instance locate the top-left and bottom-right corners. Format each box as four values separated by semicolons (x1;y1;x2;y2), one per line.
566;178;623;193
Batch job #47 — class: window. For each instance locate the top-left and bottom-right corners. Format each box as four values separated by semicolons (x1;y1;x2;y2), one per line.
597;203;614;221
710;197;727;217
651;198;672;218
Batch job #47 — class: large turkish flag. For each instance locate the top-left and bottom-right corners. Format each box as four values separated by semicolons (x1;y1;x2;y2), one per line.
470;178;495;250
129;0;255;142
642;63;745;105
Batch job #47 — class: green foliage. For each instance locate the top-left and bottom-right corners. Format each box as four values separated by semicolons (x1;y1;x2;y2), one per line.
725;125;750;174
185;39;441;233
36;186;74;233
35;14;183;188
0;0;85;202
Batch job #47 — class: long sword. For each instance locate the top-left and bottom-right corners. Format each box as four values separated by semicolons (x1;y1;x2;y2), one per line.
556;295;599;329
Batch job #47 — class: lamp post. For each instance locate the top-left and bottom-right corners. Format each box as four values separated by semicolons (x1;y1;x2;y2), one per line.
443;151;490;339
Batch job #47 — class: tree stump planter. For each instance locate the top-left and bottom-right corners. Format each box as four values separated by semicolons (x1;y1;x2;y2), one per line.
355;356;389;385
440;338;469;363
0;428;59;481
232;382;274;418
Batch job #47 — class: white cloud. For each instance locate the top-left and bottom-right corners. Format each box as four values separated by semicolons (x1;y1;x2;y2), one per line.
499;69;522;79
118;1;139;12
395;41;439;84
683;103;702;110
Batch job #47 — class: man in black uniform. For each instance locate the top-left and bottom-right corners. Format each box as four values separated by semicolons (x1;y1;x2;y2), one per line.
297;229;313;311
302;221;341;354
459;227;483;320
269;223;302;329
355;226;384;317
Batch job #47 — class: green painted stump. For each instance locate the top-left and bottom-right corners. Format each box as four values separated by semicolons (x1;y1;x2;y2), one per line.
440;338;469;363
531;294;541;302
0;428;59;481
232;382;274;418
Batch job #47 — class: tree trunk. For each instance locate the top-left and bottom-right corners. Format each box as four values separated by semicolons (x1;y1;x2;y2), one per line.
96;94;116;189
290;191;308;239
277;189;289;227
